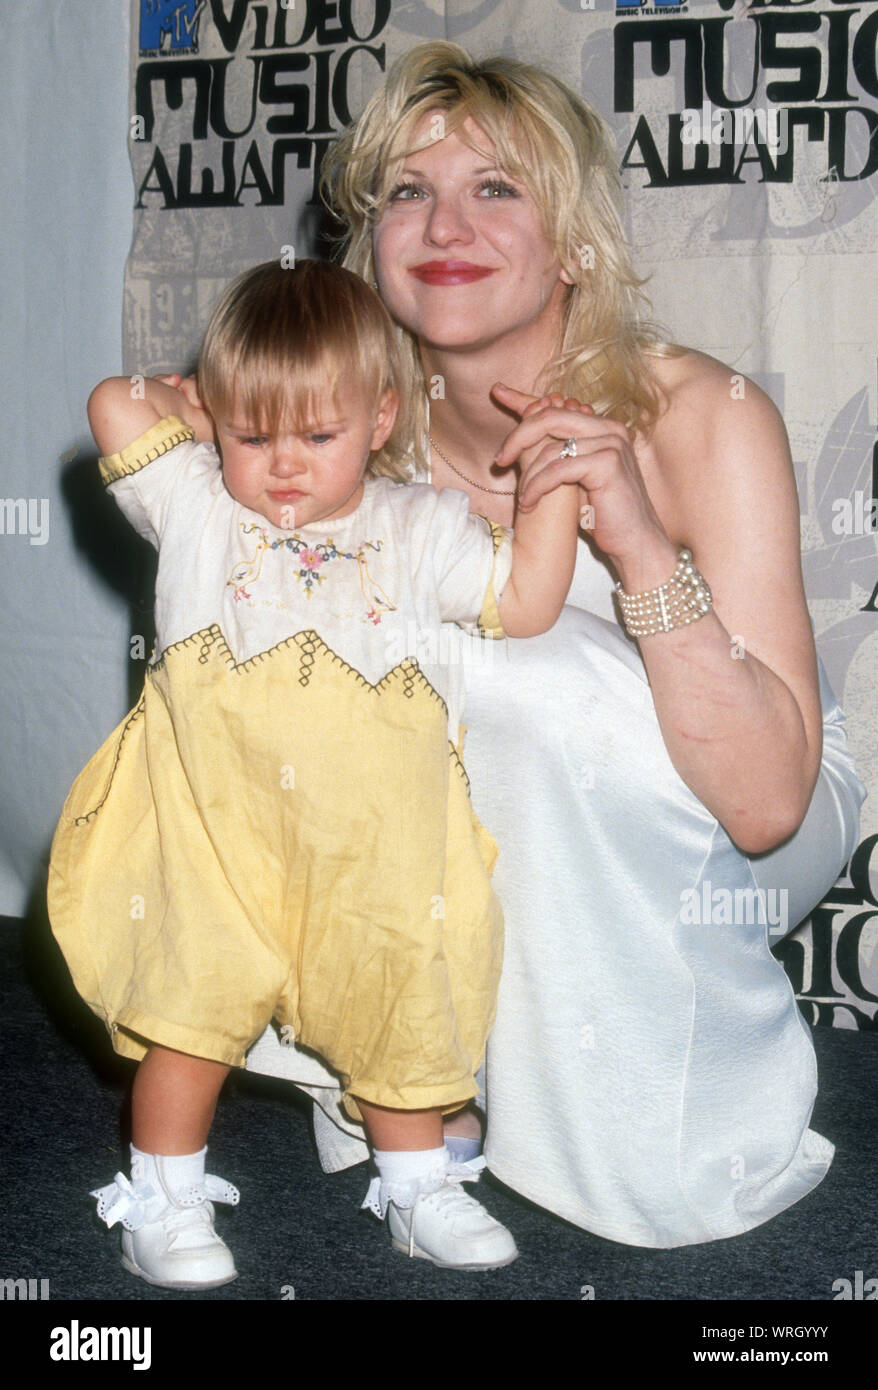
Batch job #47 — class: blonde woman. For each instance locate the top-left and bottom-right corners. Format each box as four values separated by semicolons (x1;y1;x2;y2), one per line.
246;42;864;1249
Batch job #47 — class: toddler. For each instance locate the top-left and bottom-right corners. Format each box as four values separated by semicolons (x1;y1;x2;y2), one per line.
49;259;579;1288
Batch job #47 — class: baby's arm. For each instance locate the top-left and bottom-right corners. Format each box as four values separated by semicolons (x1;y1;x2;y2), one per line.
497;481;580;638
87;376;215;457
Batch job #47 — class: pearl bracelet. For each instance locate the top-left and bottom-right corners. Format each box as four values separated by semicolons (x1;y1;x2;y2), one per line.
615;547;713;638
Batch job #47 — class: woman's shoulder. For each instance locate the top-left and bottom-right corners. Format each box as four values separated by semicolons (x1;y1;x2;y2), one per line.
633;348;796;542
644;346;772;411
645;347;784;431
640;349;791;484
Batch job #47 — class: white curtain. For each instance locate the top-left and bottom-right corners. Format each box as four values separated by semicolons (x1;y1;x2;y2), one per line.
0;1;134;913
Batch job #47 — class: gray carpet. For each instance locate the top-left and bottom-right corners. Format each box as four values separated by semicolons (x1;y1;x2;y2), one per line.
3;902;877;1354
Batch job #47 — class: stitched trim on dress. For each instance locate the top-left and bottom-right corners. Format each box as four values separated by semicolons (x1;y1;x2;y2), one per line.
472;516;508;640
72;694;146;825
147;624;450;716
99;416;196;487
483;517;507;558
448;738;471;794
71;630;468;829
149;624;233;674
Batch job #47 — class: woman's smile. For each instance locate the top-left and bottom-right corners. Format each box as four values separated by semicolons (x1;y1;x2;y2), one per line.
408;260;498;285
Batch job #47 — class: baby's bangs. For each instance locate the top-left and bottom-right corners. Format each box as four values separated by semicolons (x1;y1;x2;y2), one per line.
221;352;349;435
199;260;398;432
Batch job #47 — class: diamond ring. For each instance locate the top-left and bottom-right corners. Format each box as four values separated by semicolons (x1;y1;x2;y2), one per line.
559;438;578;458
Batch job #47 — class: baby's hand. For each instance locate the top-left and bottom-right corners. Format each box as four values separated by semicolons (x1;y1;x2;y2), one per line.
153;374;215;442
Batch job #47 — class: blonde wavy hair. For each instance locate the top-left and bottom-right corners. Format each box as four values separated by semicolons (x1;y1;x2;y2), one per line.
321;41;682;472
198;258;412;482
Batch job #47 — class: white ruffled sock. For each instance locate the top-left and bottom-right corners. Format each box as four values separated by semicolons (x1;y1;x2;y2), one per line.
371;1145;450;1215
92;1145;239;1231
129;1144;207;1201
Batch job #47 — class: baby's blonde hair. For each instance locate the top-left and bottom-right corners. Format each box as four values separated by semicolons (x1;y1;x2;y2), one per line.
322;42;683;469
198;258;412;481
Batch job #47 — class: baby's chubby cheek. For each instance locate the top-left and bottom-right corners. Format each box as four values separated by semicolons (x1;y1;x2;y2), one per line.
220;458;254;507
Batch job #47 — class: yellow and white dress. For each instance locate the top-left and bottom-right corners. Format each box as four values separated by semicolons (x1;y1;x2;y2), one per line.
48;416;512;1119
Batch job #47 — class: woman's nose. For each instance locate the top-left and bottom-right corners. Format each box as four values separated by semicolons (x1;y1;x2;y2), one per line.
425;191;474;245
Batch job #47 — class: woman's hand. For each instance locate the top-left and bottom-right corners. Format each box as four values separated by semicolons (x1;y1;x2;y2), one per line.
491;383;677;587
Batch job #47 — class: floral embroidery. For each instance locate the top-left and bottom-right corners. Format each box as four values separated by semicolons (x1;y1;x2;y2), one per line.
227;523;396;621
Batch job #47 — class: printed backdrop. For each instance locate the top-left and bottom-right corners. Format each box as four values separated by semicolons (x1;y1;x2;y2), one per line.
124;0;878;1027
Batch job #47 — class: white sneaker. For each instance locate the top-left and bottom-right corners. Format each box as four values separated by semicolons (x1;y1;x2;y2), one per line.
92;1152;240;1291
387;1180;519;1270
120;1200;237;1290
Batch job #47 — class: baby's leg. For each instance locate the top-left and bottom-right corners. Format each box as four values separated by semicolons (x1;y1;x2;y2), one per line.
355;1098;517;1270
93;1045;239;1291
132;1044;231;1153
359;1098;482;1163
356;1100;442;1150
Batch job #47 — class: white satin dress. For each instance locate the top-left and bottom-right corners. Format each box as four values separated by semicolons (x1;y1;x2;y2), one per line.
246;512;865;1248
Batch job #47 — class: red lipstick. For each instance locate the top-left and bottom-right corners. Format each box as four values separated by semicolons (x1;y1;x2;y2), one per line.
409;261;496;285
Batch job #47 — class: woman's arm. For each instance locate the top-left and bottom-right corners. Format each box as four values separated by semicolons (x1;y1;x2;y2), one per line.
495;362;823;855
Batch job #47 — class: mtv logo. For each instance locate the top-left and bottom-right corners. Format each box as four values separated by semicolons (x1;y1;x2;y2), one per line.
617;0;684;7
139;0;204;53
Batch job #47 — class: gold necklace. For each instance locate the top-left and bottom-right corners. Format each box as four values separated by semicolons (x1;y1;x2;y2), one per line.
428;434;517;496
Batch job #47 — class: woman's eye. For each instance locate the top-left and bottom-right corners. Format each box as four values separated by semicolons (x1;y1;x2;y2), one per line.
388;180;426;202
242;436;267;447
478;178;519;198
309;433;333;445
